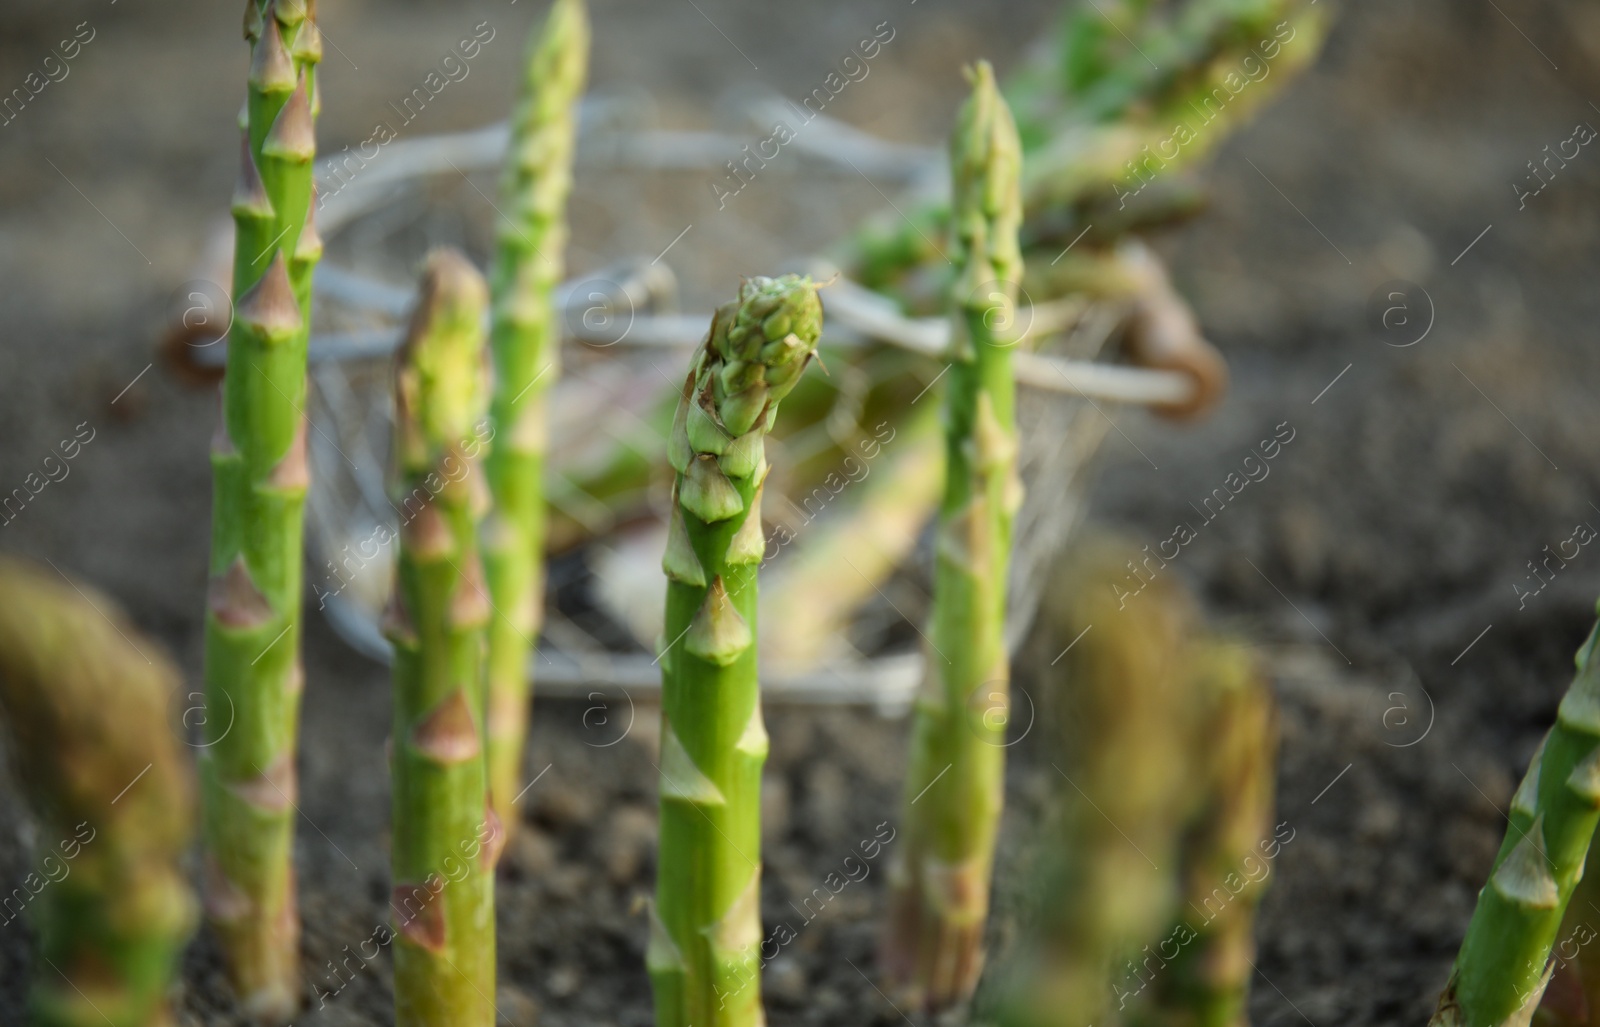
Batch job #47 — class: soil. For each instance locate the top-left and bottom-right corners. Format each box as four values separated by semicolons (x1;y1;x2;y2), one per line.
4;0;1600;1024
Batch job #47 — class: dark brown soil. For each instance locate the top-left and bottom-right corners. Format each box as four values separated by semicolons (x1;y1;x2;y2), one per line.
4;0;1600;1023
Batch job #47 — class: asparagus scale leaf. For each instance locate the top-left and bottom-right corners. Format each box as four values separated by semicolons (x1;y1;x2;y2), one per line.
484;0;589;846
201;0;323;1017
882;60;1025;1014
1432;607;1600;1027
0;557;198;1027
649;274;824;1027
387;250;499;1027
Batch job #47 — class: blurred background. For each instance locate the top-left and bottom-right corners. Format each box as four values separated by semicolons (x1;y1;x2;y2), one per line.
4;0;1600;1023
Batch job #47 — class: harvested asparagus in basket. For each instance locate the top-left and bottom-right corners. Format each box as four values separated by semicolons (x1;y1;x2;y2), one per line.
201;0;324;1016
649;274;824;1027
0;557;197;1027
1431;604;1600;1027
386;250;498;1027
846;0;1328;301
483;0;589;845
883;60;1025;1012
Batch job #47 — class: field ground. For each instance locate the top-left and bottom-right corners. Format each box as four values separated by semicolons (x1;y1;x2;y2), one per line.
2;0;1599;1023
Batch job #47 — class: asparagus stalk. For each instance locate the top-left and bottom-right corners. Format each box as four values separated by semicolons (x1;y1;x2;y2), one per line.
1431;609;1600;1027
648;274;825;1027
882;61;1024;1013
483;0;589;846
989;540;1200;1027
201;0;323;1016
387;250;498;1027
0;557;197;1027
1141;639;1278;1027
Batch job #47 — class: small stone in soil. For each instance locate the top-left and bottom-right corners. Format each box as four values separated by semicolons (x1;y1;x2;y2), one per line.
762;775;791;835
507;824;558;877
548;964;581;998
766;954;807;1003
496;983;539;1027
533;779;597;828
601;804;657;884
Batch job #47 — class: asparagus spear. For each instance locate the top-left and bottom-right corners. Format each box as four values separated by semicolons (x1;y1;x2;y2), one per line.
1431;608;1600;1027
882;61;1025;1013
648;274;824;1027
988;540;1200;1027
0;557;196;1027
387;250;498;1027
1141;639;1278;1027
201;0;323;1016
483;0;589;846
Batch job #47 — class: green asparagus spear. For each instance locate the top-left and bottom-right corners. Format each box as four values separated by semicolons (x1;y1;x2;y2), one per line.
483;0;589;847
648;274;824;1027
882;61;1024;1013
1431;606;1600;1027
201;0;323;1016
0;557;197;1027
387;250;498;1027
1141;640;1278;1027
988;540;1200;1027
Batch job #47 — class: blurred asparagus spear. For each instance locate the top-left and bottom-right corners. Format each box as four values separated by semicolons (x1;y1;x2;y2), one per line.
483;0;589;846
648;275;824;1027
882;61;1024;1012
989;540;1201;1027
1431;605;1600;1027
1138;639;1278;1027
0;557;196;1027
760;400;942;670
386;250;498;1027
201;0;323;1016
